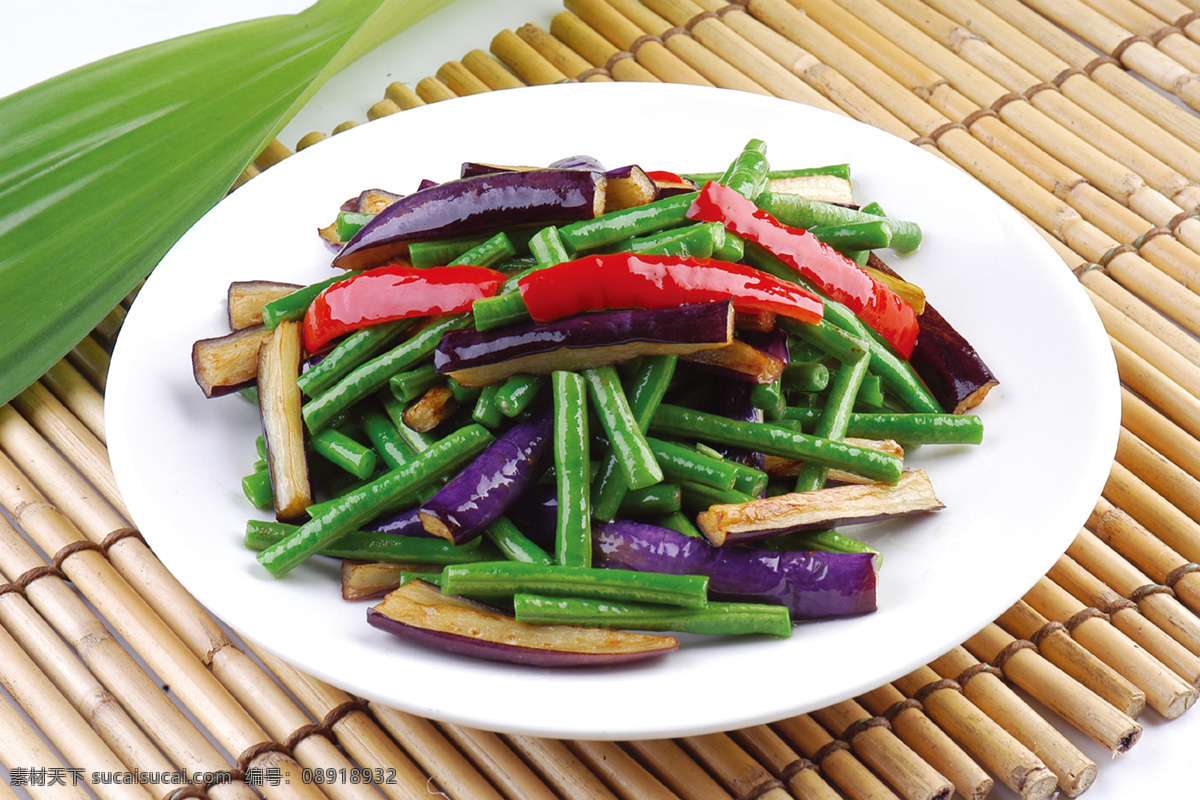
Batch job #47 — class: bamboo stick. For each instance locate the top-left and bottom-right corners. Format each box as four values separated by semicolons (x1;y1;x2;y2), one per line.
697;0;919;136
414;76;457;103
492;28;572;84
367;98;400;119
1080;0;1200;71
0;690;94;800
435;723;561;800
771;714;902;800
11;381;127;515
874;0;1200;206
1122;387;1200;483
640;0;838;103
564;0;714;84
604;0;774;94
384;81;426;109
1105;460;1200;565
332;120;360;134
1090;496;1200;612
1110;337;1200;442
855;685;993;800
436;60;493;94
891;667;1057;799
516;22;611;81
962;624;1143;753
40;359;106;443
995;599;1147;717
0;621;157;800
677;733;793;800
67;335;110;391
1117;426;1200;523
296;131;328;150
255;138;294;170
927;647;1099;796
730;724;844;800
249;643;451;800
503;735;622;800
549;11;662;82
1068;529;1200;655
1023;576;1198;718
0;520;259;800
809;700;953;800
370;707;508;800
566;740;681;800
622;739;734;800
461;49;526;90
1049;552;1200;686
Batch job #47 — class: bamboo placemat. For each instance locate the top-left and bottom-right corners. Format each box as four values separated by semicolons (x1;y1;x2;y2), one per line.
8;0;1200;797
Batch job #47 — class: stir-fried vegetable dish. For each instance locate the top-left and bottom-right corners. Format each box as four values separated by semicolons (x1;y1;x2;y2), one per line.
191;139;997;666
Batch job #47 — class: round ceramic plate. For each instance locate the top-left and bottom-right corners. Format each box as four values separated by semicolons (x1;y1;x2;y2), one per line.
107;82;1119;740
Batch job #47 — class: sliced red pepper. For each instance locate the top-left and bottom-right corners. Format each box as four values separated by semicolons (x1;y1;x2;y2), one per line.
516;253;824;325
686;181;919;358
303;264;505;353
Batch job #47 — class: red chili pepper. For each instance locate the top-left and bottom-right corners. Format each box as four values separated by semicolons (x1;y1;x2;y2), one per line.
303;264;505;353
516;253;824;324
645;170;687;184
686;181;919;358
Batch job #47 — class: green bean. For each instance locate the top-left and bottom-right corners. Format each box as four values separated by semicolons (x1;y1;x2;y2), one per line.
810;220;893;252
649;404;903;484
335;211;374;242
388;362;440;403
409;234;488;269
484;517;553;565
724;458;769;497
779;409;984;445
795;342;870;492
618;482;681;516
591;355;677;520
513;594;792;637
296;319;412;398
494;373;545;417
360;405;417;470
764;529;882;566
654;511;704;539
854;374;885;409
558;193;695;252
686;163;851;184
680;480;756;512
757;192;922;253
445;377;481;405
442;561;709;608
645;437;739;491
447;231;516;268
242;466;273;509
552;370;592;567
583;365;662;491
782;362;831;393
471;384;505;428
255;424;495;577
245;519;494;565
302;313;471;433
719;138;770;199
261;272;354;330
529;226;571;266
310;428;377;479
471;291;529;331
749;379;786;419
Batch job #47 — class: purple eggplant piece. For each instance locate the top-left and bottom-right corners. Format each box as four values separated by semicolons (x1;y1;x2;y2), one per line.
367;507;436;538
433;301;735;387
741;328;791;367
418;412;554;545
367;579;678;666
549;154;607;172
497;483;558;550
334;169;607;270
593;520;877;619
867;254;997;413
719;381;766;472
460;158;657;211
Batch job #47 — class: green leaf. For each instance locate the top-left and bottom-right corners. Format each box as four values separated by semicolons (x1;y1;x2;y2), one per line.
0;0;455;406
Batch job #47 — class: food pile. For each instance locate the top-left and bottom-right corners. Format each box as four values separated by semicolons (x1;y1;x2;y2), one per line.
191;140;996;666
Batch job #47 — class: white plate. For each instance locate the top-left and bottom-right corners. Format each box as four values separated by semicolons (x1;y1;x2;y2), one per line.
107;82;1119;740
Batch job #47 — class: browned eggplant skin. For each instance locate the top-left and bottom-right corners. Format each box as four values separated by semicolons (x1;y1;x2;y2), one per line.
333;169;606;271
367;581;678;667
257;321;311;521
191;325;274;398
226;280;302;331
867;254;997;413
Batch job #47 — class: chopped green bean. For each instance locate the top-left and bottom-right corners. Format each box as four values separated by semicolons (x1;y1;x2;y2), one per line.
484;517;553;565
409;234;489;269
558;193;695;253
242;466;273;509
494;374;545;417
245;519;495;564
757;192;922;253
810;220;893;252
618;482;681;515
310;428;377;479
552;371;591;567
261;272;355;330
360;405;417;470
442;561;709;608
645;437;739;491
297;319;412;398
583;365;662;491
513;595;792;637
447;231;517;268
388;362;440;403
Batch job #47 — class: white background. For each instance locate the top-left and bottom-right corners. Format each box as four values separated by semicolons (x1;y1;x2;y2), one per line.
2;1;1195;797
